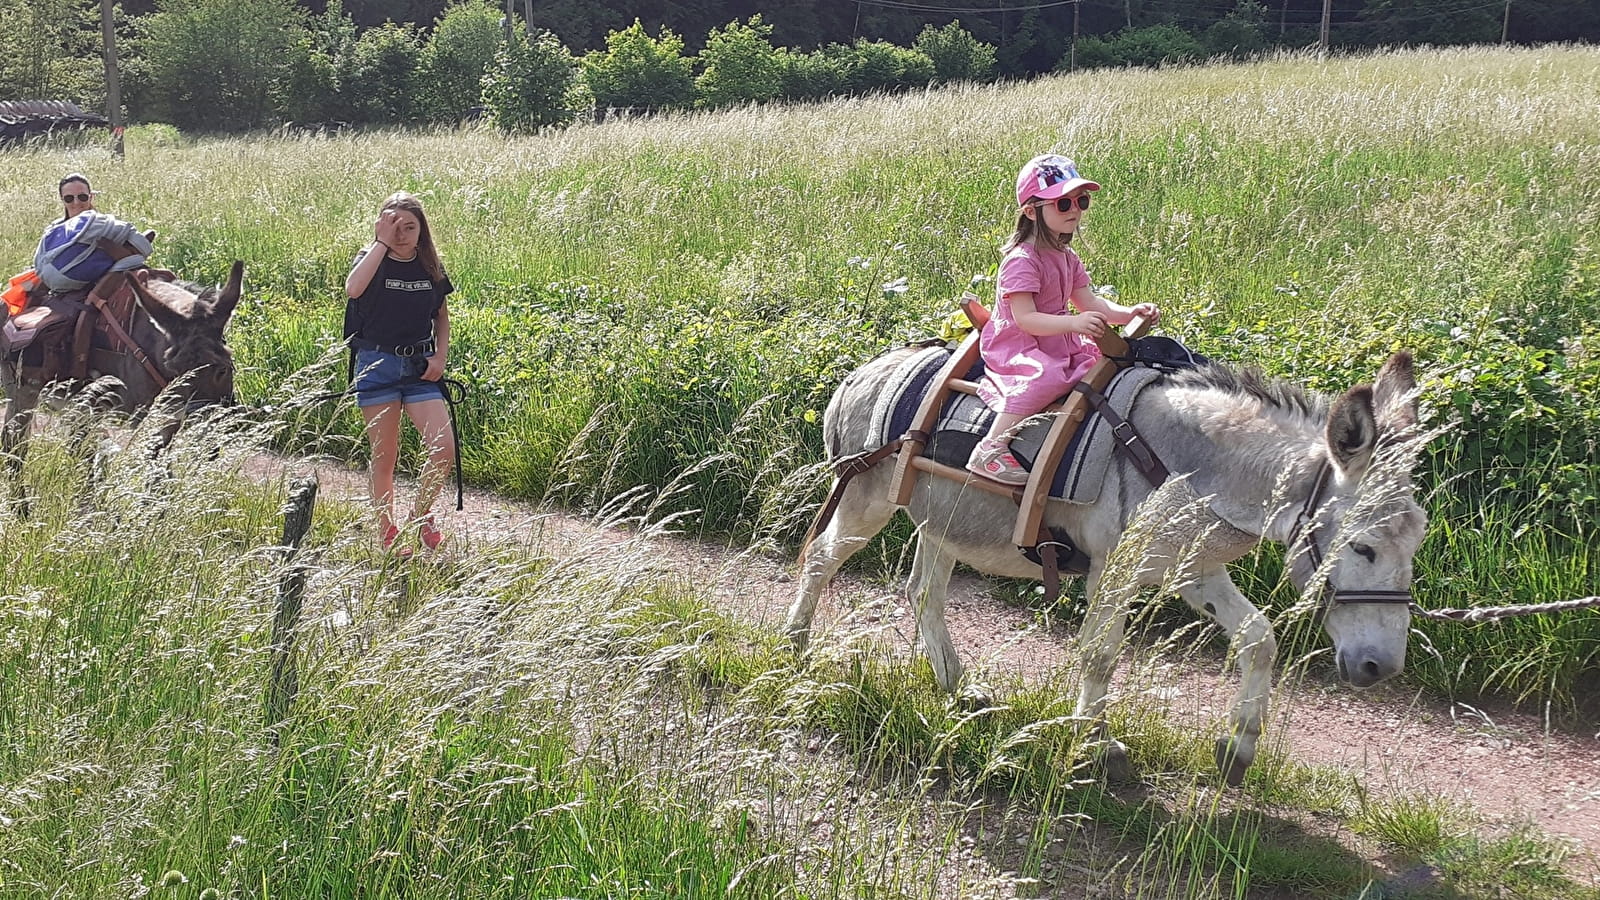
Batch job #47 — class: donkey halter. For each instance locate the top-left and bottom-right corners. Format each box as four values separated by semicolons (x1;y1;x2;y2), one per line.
1289;461;1414;608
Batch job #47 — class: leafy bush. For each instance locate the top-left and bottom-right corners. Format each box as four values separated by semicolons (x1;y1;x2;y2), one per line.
1111;24;1208;68
481;28;590;133
580;19;694;112
912;21;997;84
135;0;304;131
277;1;356;126
778;48;846;101
419;0;501;122
343;22;422;126
1203;1;1270;57
833;40;936;94
694;15;782;109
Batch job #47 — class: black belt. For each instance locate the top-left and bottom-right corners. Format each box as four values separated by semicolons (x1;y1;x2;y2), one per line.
351;337;435;357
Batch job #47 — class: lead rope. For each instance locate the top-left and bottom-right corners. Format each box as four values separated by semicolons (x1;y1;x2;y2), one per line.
1411;595;1600;623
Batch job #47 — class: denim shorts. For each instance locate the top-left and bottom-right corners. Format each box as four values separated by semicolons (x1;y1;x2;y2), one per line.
352;349;445;408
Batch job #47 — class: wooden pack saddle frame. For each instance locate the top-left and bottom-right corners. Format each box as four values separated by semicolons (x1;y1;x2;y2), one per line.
806;294;1169;605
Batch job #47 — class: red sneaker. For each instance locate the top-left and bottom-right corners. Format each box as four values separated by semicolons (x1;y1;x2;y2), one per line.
419;516;445;551
381;522;412;558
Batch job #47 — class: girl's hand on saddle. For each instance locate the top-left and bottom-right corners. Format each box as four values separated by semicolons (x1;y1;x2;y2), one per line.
1071;311;1108;338
422;354;447;382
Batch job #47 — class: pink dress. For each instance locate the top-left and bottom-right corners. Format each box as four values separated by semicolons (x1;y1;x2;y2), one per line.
976;243;1101;416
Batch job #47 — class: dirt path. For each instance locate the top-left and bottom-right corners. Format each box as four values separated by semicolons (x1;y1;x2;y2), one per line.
257;453;1600;877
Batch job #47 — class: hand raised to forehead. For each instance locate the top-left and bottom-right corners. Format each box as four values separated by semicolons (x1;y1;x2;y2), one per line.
374;209;403;246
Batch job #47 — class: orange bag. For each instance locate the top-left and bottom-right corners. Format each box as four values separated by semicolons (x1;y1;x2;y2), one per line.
4;268;41;316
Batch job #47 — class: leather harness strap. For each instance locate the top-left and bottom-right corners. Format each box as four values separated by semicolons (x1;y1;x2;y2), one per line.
803;438;906;548
1070;380;1169;486
85;279;168;389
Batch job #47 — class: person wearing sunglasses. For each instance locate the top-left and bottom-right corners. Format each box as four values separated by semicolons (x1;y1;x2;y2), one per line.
966;153;1161;486
55;172;96;223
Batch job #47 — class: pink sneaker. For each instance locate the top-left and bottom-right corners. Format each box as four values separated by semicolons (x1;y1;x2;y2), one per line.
381;522;412;558
419;516;445;551
966;439;1030;486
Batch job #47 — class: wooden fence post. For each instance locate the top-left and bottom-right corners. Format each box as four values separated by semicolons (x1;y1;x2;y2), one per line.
266;475;319;744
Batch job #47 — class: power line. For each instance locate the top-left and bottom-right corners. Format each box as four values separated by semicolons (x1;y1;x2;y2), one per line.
853;0;1079;13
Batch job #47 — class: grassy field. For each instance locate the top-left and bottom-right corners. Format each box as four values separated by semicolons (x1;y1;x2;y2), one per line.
1;43;1598;896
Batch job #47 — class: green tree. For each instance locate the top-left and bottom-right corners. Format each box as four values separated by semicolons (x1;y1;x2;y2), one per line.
279;0;357;124
0;0;108;106
344;22;422;125
580;19;694;111
481;28;590;133
1203;1;1268;56
912;21;996;83
419;0;500;121
694;15;781;109
136;0;303;131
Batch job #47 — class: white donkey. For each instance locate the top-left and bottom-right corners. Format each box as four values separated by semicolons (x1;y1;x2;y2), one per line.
787;350;1427;784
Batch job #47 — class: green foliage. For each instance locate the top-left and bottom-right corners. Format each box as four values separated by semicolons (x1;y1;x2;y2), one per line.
343;22;423;126
832;39;936;94
1202;1;1270;57
135;0;304;131
1069;23;1209;70
480;28;590;133
580;19;695;112
277;0;357;124
418;0;501;121
694;15;782;109
0;0;106;107
778;47;847;100
912;20;997;84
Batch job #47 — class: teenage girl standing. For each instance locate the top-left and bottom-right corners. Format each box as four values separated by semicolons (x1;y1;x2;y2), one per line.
344;191;455;551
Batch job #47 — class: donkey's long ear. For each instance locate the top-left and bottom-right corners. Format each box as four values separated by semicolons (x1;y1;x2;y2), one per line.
1371;350;1419;435
128;272;188;335
1326;384;1377;479
207;260;244;325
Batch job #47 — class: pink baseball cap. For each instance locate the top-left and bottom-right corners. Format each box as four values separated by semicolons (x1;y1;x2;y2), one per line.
1015;154;1100;207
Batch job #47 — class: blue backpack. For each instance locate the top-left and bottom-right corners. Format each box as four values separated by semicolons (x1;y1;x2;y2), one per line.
33;212;152;291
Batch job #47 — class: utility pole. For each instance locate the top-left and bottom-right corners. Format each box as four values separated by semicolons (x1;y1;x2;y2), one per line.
1501;0;1512;43
99;0;122;158
523;0;533;34
1071;0;1079;71
503;0;513;41
1318;0;1332;51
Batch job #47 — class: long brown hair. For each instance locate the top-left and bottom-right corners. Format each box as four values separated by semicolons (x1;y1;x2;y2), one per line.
1001;202;1073;253
381;191;444;282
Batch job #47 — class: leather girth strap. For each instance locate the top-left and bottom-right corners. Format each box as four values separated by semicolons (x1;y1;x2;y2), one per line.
802;436;910;549
1070;380;1169;486
86;274;168;390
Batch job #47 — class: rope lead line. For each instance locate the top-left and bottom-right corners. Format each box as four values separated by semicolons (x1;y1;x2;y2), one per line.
1411;595;1600;623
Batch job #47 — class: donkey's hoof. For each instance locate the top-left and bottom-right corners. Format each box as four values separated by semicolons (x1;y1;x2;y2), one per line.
1214;737;1253;787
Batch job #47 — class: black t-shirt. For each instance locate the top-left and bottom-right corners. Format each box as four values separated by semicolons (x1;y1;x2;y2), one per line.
343;250;453;348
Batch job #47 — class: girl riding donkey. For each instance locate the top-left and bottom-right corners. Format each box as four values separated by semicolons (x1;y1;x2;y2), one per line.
967;154;1161;484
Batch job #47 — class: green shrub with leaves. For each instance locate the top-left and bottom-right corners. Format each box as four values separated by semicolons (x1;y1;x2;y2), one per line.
278;2;356;125
833;39;936;94
778;47;847;100
912;20;997;84
481;27;590;133
580;19;694;112
419;0;501;122
694;15;782;109
343;22;422;126
1203;0;1270;57
135;0;304;131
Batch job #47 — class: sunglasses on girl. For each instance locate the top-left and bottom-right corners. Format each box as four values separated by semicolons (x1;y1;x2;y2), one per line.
62;193;91;203
1038;194;1091;213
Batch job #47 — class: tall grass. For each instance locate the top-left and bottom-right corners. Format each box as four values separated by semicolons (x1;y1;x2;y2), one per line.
2;46;1595;704
0;378;1594;896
